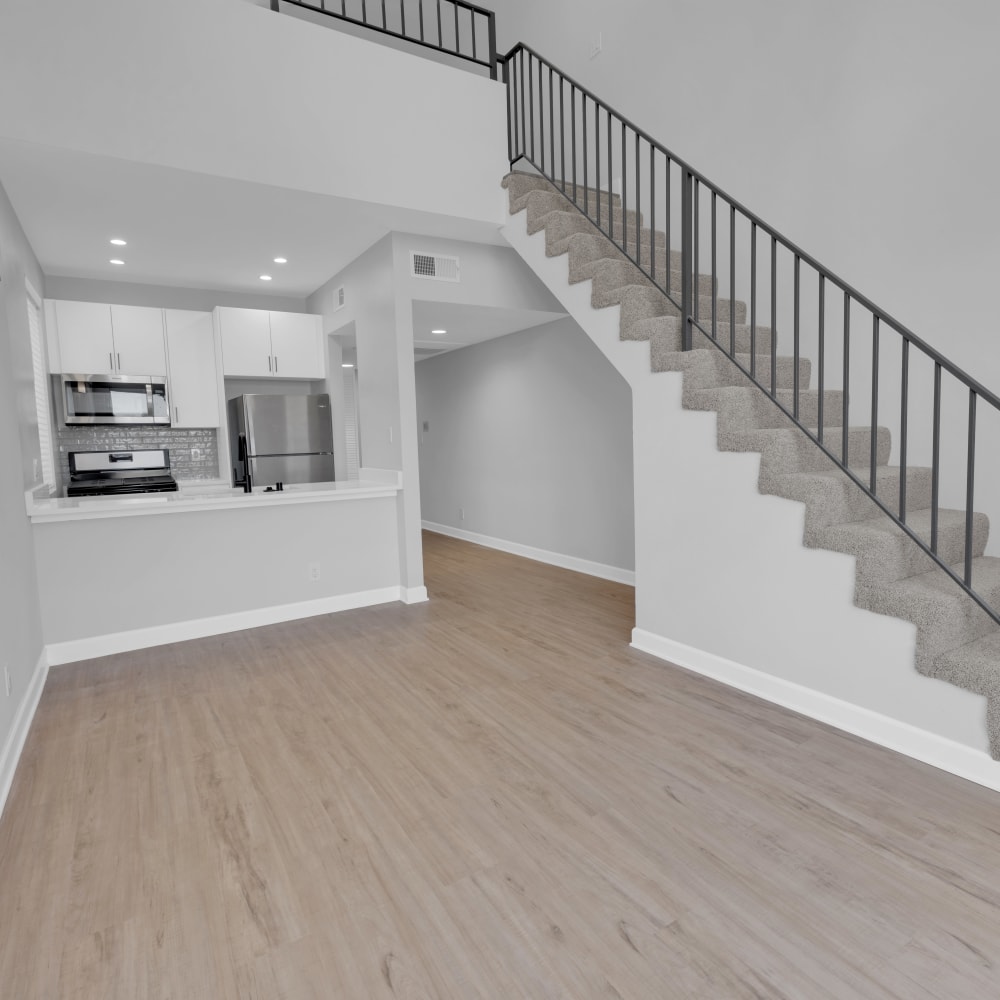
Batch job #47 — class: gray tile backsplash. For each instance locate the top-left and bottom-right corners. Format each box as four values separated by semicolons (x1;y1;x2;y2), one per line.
56;426;219;485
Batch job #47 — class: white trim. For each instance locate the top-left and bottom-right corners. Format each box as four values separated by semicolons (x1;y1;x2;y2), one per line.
631;628;1000;794
0;651;48;822
46;587;405;666
401;587;429;604
423;521;635;586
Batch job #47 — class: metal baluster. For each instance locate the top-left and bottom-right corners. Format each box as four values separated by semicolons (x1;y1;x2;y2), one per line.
399;0;405;35
471;10;477;60
729;205;735;357
559;77;565;192
519;49;526;162
380;0;386;29
635;131;641;267
665;158;671;298
843;292;851;467
818;274;825;443
693;180;700;326
528;53;534;164
453;2;459;54
620;121;626;252
487;12;497;79
965;390;977;586
436;0;442;46
549;67;555;182
606;110;612;237
711;191;717;341
750;222;757;379
505;50;513;165
419;0;424;41
899;338;909;522
870;315;879;493
793;255;800;419
582;94;588;215
571;86;577;200
595;101;601;231
770;236;777;397
538;58;545;175
650;147;656;290
931;362;941;552
681;169;693;351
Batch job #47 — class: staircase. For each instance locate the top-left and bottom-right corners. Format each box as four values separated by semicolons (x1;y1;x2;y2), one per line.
503;169;1000;761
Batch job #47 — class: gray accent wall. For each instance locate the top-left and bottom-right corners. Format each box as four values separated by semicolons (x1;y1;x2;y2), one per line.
415;317;635;573
0;178;45;769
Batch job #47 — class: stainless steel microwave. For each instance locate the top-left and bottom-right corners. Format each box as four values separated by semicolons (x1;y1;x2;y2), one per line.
59;373;171;426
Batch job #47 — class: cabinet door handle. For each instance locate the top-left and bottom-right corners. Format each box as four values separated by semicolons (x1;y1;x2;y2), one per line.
175;406;179;424
109;351;114;370
274;355;279;373
117;353;121;370
268;355;272;372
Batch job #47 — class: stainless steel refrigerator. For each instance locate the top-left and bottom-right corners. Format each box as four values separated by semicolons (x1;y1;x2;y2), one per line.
227;393;335;488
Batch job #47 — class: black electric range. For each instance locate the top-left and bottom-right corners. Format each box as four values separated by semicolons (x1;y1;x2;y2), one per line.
66;449;179;497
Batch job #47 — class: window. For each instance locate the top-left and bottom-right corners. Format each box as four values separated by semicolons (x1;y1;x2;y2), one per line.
26;281;56;492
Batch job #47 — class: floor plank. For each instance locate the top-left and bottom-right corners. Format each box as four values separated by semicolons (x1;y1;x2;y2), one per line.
2;531;1000;997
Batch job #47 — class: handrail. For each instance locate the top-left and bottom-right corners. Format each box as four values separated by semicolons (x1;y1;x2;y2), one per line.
502;42;1000;629
270;0;498;79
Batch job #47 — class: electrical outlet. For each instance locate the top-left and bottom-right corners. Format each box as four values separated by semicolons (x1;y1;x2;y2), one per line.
307;562;321;582
588;32;603;59
3;666;11;698
191;448;202;461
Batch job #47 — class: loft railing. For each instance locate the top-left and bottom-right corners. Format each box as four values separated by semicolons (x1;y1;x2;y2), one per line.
503;42;1000;628
269;0;498;78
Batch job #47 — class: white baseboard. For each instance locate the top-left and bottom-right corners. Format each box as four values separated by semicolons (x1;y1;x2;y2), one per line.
401;586;429;604
0;651;48;822
46;587;405;666
631;628;1000;794
422;521;635;586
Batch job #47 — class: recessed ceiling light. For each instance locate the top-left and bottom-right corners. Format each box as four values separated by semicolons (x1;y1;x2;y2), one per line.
341;363;355;368
259;274;272;281
431;329;447;335
109;259;125;265
110;238;127;246
273;257;288;264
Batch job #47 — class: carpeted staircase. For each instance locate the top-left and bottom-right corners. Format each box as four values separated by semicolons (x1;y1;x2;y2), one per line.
503;169;1000;759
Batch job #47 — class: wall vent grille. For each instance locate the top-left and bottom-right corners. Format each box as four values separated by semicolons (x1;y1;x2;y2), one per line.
411;252;460;282
334;286;345;310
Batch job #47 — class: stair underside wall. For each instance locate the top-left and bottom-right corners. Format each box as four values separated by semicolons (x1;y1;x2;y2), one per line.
501;213;991;766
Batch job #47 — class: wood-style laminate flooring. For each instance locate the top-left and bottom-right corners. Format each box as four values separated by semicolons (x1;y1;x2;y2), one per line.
3;531;1000;998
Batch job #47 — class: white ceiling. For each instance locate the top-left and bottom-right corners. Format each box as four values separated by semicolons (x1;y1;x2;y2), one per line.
0;138;566;359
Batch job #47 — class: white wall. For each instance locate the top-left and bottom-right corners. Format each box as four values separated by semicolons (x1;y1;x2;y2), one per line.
0;0;508;228
493;0;1000;551
416;317;635;575
0;179;46;807
34;498;402;653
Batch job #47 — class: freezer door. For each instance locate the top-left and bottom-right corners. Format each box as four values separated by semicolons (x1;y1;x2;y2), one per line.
250;453;336;487
245;393;334;456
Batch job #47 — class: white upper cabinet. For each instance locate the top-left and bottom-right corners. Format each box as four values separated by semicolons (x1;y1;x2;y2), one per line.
164;309;222;428
110;305;167;374
217;307;325;379
50;300;114;373
48;300;166;374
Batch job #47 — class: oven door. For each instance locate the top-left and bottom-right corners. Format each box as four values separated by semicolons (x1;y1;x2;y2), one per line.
60;374;171;425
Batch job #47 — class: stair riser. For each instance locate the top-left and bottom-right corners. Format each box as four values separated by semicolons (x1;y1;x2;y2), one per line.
860;577;1000;670
650;349;811;394
722;426;889;478
620;288;746;332
818;514;990;588
690;389;846;436
566;248;715;297
651;323;775;357
524;192;642;232
769;468;934;536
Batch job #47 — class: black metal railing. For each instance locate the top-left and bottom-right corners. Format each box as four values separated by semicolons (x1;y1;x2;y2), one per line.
270;0;498;78
503;42;1000;628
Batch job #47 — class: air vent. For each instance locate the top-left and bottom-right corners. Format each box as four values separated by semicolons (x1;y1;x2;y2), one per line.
333;285;345;310
411;252;460;282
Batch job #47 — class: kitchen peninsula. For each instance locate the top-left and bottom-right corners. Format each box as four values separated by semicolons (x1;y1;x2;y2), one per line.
28;472;421;667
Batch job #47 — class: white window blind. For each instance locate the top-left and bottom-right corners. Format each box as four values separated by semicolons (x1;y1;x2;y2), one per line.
26;282;55;491
343;366;361;481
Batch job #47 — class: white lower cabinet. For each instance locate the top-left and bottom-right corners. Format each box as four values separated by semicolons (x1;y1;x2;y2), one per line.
164;310;222;428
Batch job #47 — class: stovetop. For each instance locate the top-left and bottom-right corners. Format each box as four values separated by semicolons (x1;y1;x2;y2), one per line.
66;448;178;497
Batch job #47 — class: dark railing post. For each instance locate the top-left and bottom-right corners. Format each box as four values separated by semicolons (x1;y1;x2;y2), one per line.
270;0;279;10
681;168;693;351
487;12;498;80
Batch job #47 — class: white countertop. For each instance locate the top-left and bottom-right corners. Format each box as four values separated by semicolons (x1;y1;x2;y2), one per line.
27;476;401;523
